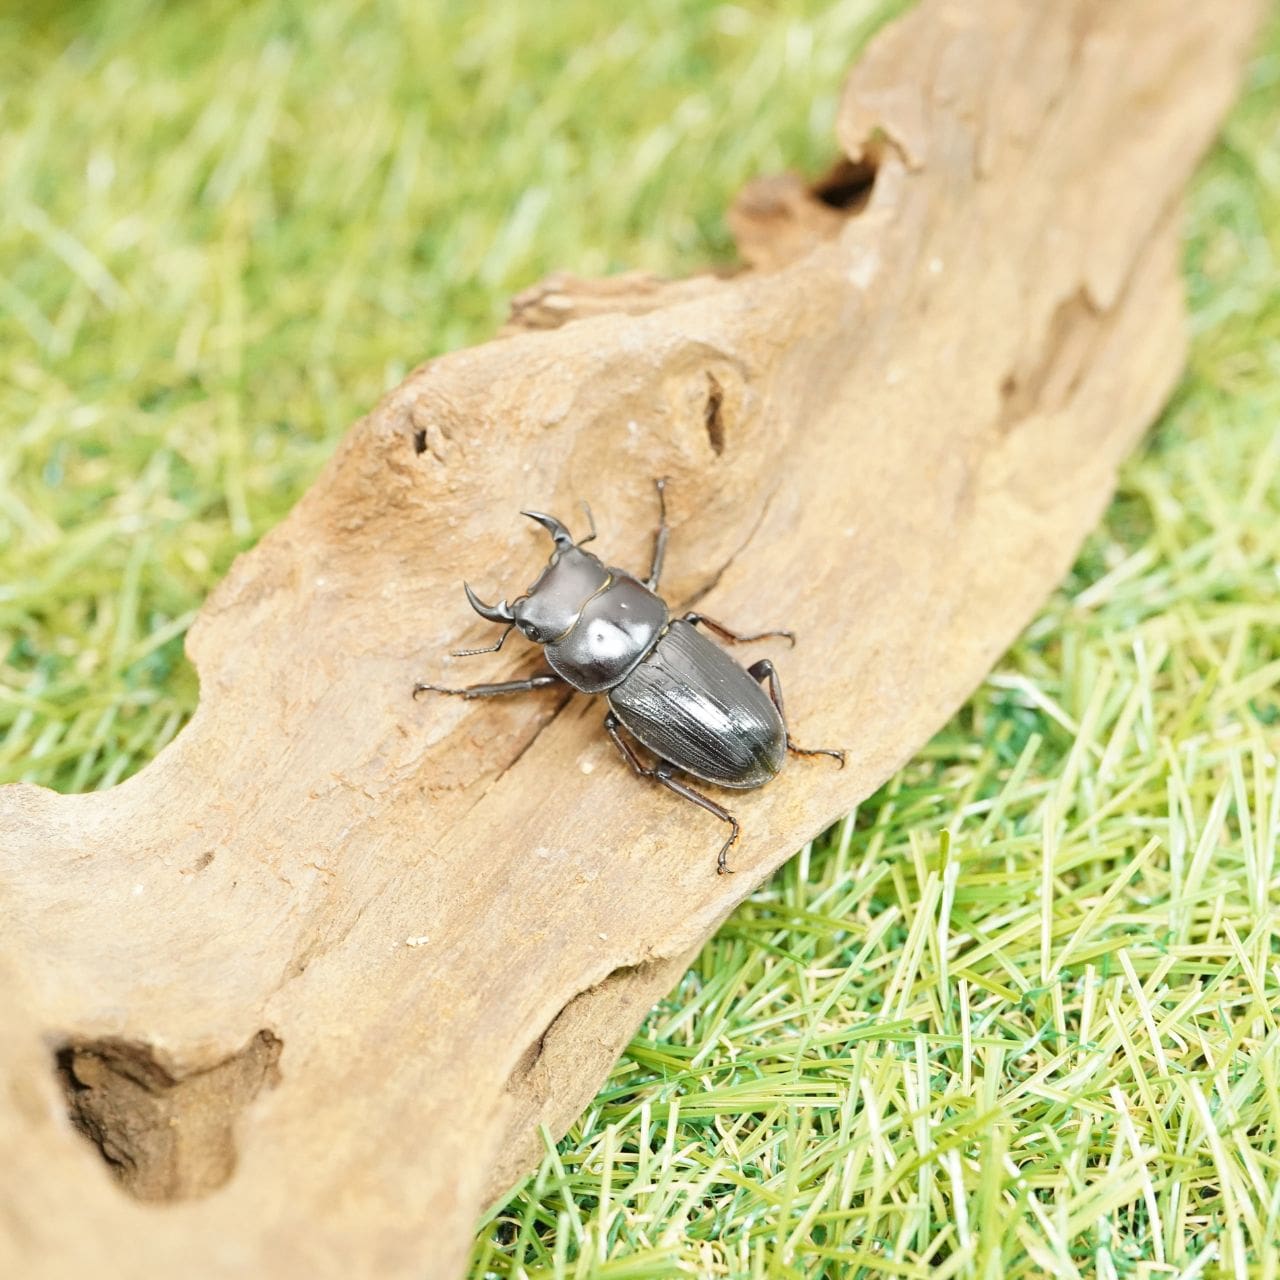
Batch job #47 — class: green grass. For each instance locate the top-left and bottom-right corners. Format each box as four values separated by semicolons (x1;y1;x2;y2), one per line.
2;1;1278;1276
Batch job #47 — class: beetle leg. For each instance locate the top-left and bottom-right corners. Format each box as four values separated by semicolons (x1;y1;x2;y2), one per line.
604;711;742;874
645;477;670;591
413;672;561;700
657;767;741;874
747;659;846;767
602;711;652;775
682;612;796;648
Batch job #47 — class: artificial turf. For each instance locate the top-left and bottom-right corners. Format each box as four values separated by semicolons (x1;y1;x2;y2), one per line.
2;1;1278;1276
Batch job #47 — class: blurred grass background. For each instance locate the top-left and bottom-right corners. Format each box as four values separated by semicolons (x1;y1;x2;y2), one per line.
2;1;1278;1276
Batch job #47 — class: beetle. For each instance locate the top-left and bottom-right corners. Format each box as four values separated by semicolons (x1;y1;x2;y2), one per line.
413;480;844;873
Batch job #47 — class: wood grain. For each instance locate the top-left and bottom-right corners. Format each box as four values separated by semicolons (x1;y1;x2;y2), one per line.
0;1;1261;1275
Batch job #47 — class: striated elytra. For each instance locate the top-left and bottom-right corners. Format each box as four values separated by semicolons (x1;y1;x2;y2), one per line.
414;480;844;873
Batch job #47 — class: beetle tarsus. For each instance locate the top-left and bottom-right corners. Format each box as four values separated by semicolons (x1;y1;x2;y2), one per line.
684;613;796;648
787;739;846;768
716;830;738;875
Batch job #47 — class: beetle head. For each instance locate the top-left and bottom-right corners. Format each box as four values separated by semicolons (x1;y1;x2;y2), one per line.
509;509;609;644
462;509;608;646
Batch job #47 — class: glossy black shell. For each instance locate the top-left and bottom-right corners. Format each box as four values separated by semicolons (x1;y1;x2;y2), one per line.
512;546;609;644
540;569;669;693
608;620;786;789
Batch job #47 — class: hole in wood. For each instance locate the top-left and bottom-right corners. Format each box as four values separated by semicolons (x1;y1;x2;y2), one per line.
811;152;880;216
54;1029;282;1202
704;372;726;456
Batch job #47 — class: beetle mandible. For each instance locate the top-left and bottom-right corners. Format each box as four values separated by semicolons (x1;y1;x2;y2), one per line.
413;480;844;873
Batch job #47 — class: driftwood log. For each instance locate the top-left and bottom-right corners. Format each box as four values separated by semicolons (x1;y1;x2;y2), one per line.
0;1;1261;1276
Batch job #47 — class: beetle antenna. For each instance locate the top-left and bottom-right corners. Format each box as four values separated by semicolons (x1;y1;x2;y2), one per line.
576;501;597;546
521;510;575;550
451;624;515;658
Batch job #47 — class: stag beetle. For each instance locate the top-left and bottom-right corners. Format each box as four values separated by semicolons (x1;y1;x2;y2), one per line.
413;480;844;873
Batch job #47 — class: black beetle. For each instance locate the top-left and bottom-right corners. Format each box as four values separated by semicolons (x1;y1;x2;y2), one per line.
413;480;843;873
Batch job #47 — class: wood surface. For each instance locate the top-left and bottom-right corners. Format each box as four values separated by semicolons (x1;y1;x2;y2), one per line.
0;1;1261;1275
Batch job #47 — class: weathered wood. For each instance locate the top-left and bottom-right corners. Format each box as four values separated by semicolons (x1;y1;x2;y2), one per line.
0;1;1260;1276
